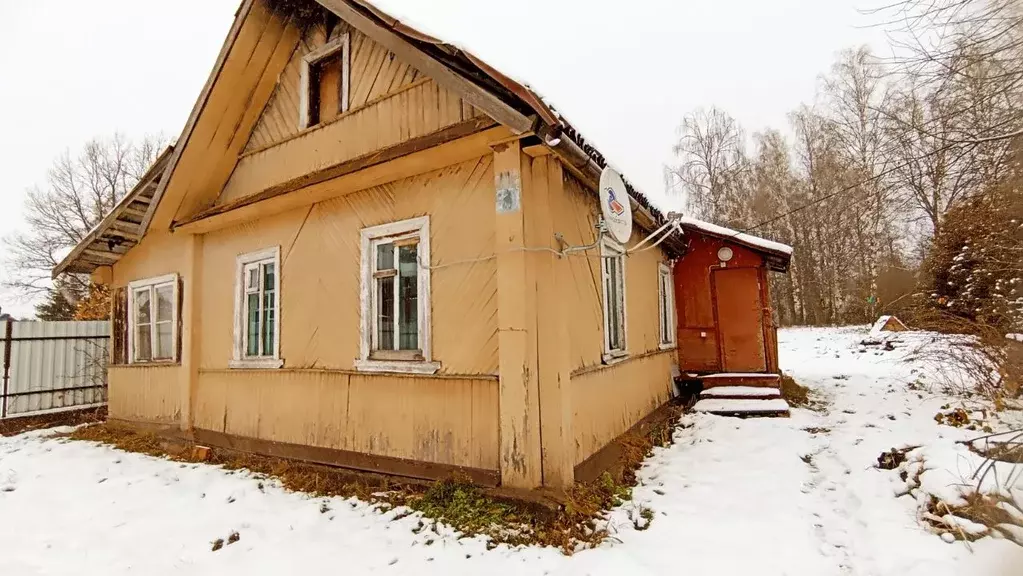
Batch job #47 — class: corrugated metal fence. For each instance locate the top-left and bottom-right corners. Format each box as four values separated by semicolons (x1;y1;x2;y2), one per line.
1;320;110;419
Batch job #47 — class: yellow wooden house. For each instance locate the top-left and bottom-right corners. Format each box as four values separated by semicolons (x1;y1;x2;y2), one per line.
55;0;688;489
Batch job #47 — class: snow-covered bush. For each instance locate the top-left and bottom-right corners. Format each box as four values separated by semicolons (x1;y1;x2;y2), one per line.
924;173;1023;333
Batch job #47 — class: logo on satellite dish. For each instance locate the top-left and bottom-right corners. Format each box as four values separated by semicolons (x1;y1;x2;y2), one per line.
599;167;633;244
606;187;626;216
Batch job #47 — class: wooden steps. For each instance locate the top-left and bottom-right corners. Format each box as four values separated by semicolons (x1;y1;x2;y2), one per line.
692;398;791;417
691;373;789;417
699;373;781;389
699;386;781;400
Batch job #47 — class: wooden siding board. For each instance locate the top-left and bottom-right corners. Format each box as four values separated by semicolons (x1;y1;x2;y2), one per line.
570;351;675;465
108;366;181;424
199;156;497;375
185;370;501;470
228;22;488;205
223;79;475;204
199;18;303;220
160;3;282;227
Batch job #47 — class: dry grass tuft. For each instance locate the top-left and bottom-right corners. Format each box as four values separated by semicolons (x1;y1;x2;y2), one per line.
924;493;1023;544
68;423;167;456
0;407;106;437
61;404;685;554
780;373;811;407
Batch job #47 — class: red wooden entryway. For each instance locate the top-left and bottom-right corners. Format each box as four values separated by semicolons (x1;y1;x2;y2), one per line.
673;223;791;375
711;267;767;372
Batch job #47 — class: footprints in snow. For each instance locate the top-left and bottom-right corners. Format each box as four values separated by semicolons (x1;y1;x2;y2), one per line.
0;469;16;492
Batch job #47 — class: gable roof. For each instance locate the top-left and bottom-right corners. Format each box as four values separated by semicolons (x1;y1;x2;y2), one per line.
333;0;667;219
54;0;791;277
52;146;175;277
675;216;793;272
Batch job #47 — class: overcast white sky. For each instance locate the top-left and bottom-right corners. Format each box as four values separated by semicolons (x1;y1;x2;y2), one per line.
0;0;889;318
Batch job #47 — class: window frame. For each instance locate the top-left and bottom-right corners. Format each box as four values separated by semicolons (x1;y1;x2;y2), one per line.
658;262;677;349
600;236;628;363
357;216;439;375
231;246;283;369
299;32;351;130
126;273;179;365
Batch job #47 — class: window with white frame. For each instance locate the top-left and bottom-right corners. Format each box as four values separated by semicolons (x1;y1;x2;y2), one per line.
658;262;676;348
232;247;281;369
357;217;438;374
601;237;627;360
300;29;350;129
128;274;178;363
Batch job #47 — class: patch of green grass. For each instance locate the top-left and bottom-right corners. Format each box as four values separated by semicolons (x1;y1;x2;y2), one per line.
404;478;518;538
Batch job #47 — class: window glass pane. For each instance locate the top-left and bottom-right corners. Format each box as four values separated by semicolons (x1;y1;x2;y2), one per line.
377;277;394;350
376;243;394;270
246;293;260;357
247;267;259;291
155;322;173;359
661;273;672;343
604;262;615;348
155;284;174;323
605;255;625;351
263;262;275;293
261;262;276;357
135;325;152;362
615;257;626;347
398;244;418;350
135;288;151;324
659;274;666;342
262;288;275;357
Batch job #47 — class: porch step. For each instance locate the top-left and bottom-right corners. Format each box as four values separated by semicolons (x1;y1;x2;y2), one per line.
692;398;791;418
699;386;781;400
699;373;781;389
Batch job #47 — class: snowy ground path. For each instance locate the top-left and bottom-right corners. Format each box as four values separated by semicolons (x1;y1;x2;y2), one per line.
1;326;1021;575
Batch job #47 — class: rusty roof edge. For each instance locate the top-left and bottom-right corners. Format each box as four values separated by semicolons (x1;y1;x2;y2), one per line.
344;1;663;224
347;1;565;140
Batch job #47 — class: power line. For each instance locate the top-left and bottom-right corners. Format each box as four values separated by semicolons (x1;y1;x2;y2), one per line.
736;137;971;235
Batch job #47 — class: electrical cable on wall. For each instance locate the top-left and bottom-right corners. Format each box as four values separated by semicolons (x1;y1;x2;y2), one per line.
417;214;685;272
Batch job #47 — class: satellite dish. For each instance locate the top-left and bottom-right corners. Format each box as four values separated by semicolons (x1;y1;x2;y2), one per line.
599;167;633;244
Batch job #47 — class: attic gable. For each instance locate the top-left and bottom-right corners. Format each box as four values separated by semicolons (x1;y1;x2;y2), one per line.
145;0;304;232
244;18;432;153
146;0;541;235
218;14;491;206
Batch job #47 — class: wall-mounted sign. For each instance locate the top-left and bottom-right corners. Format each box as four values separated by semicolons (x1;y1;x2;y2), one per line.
599;167;633;244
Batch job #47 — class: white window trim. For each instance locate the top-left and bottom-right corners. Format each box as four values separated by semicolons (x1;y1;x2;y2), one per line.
600;236;628;364
299;33;351;130
658;262;677;350
126;273;179;365
356;216;439;375
231;246;283;369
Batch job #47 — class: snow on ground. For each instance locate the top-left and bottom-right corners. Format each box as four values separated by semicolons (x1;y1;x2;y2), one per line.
1;326;1022;575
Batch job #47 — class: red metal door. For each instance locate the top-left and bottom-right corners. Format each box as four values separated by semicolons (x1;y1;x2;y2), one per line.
712;268;767;372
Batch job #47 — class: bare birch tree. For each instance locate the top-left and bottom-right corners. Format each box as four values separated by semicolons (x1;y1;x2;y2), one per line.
5;134;165;299
668;107;750;224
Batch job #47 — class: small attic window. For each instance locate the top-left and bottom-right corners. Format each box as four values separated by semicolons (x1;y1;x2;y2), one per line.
300;30;350;129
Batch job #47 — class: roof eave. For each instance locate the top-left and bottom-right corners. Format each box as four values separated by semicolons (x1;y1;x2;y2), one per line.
52;146;175;279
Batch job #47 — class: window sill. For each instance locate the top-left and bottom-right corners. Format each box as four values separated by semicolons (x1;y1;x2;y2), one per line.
601;351;629;366
658;342;677;351
354;359;441;375
229;358;284;370
113;361;180;368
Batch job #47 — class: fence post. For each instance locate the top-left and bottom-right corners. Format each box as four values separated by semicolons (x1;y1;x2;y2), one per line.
1;319;12;419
